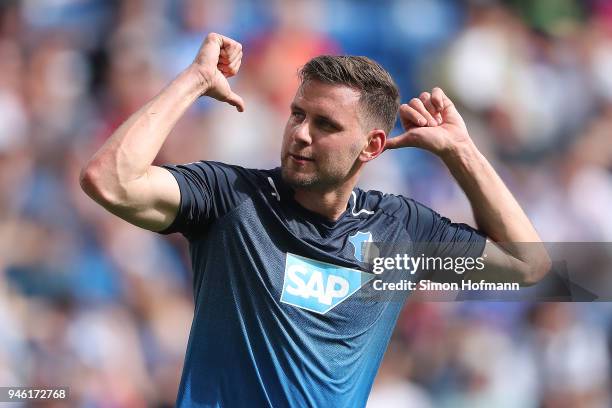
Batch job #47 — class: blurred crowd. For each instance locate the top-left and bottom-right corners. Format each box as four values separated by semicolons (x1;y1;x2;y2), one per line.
0;0;611;406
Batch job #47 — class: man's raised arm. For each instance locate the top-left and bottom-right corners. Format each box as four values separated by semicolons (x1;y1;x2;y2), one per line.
79;33;244;231
386;87;551;286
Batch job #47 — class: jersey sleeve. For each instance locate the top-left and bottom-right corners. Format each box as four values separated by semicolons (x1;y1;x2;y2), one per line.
403;197;486;259
156;161;251;240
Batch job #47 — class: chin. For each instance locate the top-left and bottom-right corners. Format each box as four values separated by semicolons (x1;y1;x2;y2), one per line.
281;165;318;189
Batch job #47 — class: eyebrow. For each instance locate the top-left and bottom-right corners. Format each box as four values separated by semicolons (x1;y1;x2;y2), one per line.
290;103;344;130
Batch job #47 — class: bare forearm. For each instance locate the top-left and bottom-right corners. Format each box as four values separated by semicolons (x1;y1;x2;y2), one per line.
442;142;540;243
83;66;204;188
442;142;550;283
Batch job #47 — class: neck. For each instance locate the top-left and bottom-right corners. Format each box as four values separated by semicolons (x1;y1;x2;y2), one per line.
293;181;357;221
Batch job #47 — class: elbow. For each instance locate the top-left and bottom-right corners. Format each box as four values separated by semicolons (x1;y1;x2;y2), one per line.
79;162;123;207
521;254;552;287
79;164;99;199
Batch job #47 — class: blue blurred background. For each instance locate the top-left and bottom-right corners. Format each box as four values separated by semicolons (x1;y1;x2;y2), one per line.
1;0;612;406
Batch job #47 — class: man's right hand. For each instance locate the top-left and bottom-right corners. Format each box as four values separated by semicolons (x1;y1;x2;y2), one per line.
192;33;245;112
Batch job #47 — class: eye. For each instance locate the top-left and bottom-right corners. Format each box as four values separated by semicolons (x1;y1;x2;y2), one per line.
315;118;337;132
291;110;305;121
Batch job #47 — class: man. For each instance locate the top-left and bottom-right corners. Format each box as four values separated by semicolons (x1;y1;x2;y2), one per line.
80;33;550;407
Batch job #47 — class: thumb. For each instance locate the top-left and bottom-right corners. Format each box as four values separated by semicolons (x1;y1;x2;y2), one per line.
225;91;245;112
385;130;426;150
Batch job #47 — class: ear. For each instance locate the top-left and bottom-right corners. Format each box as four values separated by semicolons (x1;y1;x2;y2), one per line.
359;129;386;162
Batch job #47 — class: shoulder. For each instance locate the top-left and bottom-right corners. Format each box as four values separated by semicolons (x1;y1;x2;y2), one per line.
160;160;282;208
166;160;259;176
163;160;272;185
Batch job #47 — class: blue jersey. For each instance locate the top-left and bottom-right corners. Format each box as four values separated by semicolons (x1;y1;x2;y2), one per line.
159;161;485;408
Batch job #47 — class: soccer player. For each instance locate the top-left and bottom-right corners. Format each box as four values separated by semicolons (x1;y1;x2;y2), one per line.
80;33;550;407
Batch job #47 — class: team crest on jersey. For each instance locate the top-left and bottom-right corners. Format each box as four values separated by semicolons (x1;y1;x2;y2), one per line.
348;231;373;262
280;253;373;314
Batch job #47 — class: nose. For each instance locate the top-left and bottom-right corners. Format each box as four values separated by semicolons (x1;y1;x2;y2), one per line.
292;120;312;146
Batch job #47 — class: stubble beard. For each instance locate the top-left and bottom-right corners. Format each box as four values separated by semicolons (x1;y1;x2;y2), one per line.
281;159;324;190
280;153;360;192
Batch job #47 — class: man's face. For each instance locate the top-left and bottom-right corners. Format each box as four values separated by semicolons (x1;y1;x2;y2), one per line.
280;80;367;190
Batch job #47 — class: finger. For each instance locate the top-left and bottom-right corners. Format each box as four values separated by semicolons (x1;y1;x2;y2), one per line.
385;130;424;150
433;87;464;126
218;66;234;78
225;91;245;112
409;97;437;127
200;32;223;64
385;135;403;150
219;47;240;63
419;92;442;125
221;50;242;70
218;66;232;78
218;57;241;77
219;50;242;65
229;49;243;64
218;49;242;75
399;103;428;128
219;35;242;60
228;56;241;73
431;87;445;111
431;87;456;115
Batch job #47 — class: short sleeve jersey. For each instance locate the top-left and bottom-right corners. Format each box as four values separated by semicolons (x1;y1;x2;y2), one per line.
158;161;486;408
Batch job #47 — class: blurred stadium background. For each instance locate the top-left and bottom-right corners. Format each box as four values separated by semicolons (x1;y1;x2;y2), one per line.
1;0;612;406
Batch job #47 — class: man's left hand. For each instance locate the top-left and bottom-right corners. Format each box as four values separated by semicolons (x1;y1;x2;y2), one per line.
385;87;473;159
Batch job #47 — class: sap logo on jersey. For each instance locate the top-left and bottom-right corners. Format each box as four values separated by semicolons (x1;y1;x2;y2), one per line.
281;253;373;314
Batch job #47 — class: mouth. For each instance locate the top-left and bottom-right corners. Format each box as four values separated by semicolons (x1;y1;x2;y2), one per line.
289;153;314;164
